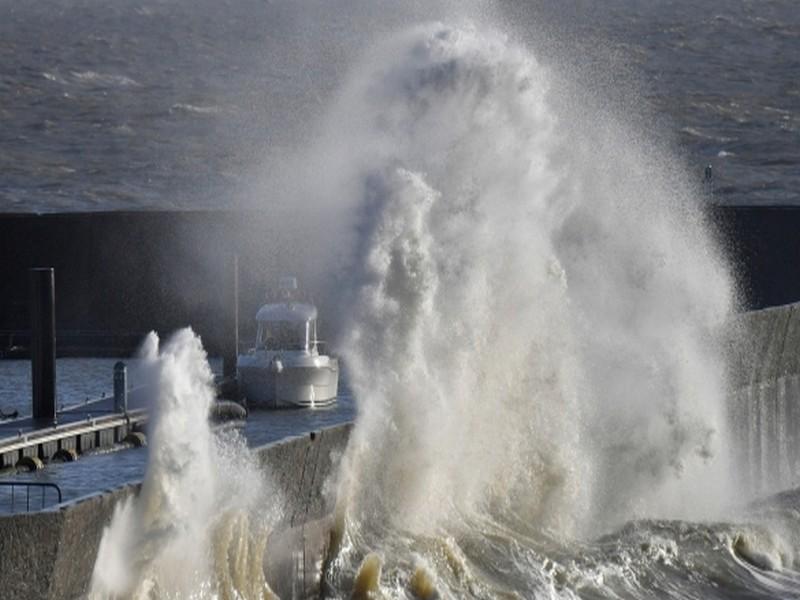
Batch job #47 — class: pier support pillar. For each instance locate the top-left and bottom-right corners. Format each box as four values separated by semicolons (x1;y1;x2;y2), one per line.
113;361;128;413
30;268;56;421
223;253;239;379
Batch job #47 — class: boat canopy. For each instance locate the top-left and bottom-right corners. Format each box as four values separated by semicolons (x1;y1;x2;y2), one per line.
256;302;317;323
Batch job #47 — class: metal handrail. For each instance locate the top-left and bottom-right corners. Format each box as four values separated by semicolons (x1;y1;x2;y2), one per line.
0;481;63;512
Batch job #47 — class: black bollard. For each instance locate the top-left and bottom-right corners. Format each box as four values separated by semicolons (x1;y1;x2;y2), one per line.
30;268;56;421
703;163;714;195
223;254;239;379
113;361;128;413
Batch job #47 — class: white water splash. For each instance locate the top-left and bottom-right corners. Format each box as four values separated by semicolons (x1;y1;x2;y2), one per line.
315;23;735;547
90;329;279;599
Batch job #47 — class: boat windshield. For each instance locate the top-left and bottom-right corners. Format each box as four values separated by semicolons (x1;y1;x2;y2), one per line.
258;320;308;351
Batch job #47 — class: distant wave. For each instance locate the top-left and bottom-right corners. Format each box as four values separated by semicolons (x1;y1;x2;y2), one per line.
70;70;141;87
169;103;222;115
681;126;737;143
41;71;67;84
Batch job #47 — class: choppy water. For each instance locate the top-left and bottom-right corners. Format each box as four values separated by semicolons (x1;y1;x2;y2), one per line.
322;492;800;599
0;0;798;212
0;358;120;417
0;356;224;417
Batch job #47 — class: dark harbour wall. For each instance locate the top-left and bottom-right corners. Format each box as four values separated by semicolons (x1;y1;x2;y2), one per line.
712;206;800;309
0;210;340;357
0;423;351;600
1;205;800;356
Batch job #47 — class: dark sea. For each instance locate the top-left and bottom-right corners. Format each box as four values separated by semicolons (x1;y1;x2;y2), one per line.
0;0;797;212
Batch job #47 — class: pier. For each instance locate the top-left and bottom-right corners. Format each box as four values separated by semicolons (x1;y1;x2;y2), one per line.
0;424;352;600
0;396;147;472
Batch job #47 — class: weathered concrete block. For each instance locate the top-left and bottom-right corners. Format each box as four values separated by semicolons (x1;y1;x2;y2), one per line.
78;432;96;452
728;302;800;496
2;450;17;469
729;302;800;388
50;484;139;600
40;440;58;459
256;424;351;529
59;437;76;452
97;428;114;448
20;445;38;459
0;510;64;599
265;515;334;599
113;424;128;442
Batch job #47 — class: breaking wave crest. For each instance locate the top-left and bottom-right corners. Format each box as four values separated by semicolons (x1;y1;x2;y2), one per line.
89;329;280;599
317;22;738;597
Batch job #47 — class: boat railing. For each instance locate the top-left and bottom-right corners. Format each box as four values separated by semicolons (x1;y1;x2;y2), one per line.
0;481;63;513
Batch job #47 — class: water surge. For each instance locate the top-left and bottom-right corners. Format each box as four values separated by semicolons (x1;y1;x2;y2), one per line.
89;329;279;599
315;23;739;597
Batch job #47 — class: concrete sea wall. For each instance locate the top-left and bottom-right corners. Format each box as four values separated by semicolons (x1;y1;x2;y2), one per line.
728;301;800;495
0;423;352;600
729;302;800;388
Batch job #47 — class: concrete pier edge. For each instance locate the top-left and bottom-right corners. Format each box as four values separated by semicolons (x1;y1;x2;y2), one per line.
0;423;352;600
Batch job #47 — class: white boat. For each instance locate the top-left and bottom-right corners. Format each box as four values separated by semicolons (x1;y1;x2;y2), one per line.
236;277;339;408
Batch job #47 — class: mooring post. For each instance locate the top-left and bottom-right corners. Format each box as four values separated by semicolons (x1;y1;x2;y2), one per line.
30;268;56;421
223;253;239;379
113;361;128;413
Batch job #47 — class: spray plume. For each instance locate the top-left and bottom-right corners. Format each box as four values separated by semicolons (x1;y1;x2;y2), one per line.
312;23;735;582
90;329;279;599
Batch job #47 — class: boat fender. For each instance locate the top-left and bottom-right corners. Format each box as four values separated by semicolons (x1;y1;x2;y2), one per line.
16;456;44;472
210;400;248;422
51;448;78;463
123;431;147;447
270;358;284;374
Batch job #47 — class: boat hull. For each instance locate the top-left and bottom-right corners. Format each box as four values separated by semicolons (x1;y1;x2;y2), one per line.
238;359;339;409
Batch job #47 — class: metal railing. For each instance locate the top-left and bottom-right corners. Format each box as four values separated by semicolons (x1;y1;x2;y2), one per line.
0;481;63;512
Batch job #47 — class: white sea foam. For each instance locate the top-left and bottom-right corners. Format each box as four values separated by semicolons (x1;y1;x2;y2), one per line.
71;70;141;87
89;329;279;599
170;103;222;115
307;23;736;548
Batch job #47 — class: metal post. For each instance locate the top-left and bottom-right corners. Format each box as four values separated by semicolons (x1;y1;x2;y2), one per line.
223;254;239;378
703;163;714;195
113;361;128;413
30;268;56;421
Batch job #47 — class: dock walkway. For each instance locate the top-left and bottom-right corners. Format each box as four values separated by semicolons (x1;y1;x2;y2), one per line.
0;390;148;470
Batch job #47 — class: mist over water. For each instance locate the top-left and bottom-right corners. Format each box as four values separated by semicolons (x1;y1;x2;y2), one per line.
330;21;734;525
313;22;743;597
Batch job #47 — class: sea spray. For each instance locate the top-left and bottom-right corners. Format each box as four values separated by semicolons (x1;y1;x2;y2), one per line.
89;329;279;599
312;22;735;596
